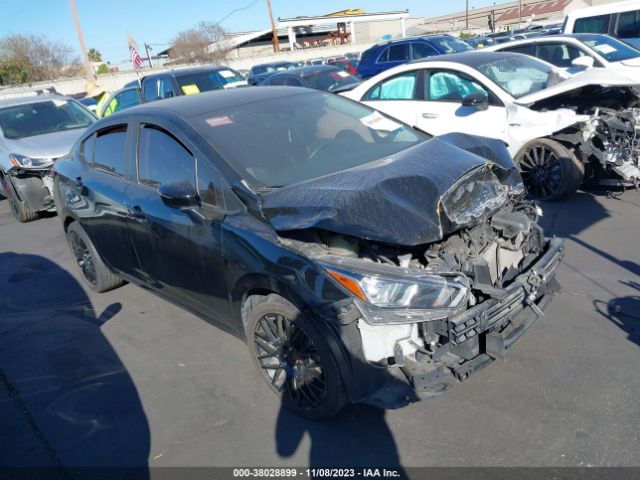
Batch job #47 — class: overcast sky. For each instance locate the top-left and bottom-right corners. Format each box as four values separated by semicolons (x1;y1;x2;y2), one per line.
0;0;502;64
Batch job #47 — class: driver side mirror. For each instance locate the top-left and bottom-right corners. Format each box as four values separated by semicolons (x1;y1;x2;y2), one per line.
158;181;200;209
571;56;595;69
462;92;489;111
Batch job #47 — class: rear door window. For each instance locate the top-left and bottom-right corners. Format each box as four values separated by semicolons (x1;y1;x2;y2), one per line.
411;42;438;60
137;125;195;188
388;44;410;62
574;14;611;33
364;71;419;100
93;126;127;176
537;43;586;68
617;10;640;38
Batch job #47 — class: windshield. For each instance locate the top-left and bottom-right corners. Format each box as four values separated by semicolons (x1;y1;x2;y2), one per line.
305;69;360;92
431;36;474;53
0;99;95;140
176;69;245;93
474;55;567;98
194;91;425;189
580;34;640;63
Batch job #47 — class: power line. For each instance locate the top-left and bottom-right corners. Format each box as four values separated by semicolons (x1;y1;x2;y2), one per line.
213;0;260;26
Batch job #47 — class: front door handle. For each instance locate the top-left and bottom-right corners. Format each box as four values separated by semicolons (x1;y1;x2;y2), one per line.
126;205;146;221
421;113;439;119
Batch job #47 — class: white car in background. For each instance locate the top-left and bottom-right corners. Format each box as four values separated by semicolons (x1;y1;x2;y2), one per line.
342;51;640;200
484;33;640;79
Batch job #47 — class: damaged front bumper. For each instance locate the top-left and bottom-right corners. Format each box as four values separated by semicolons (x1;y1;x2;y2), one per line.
319;237;564;407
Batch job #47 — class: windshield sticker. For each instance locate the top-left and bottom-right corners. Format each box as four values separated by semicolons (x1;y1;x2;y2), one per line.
336;71;350;78
206;115;233;127
181;84;200;95
360;111;402;132
52;99;67;107
219;70;235;78
593;44;617;55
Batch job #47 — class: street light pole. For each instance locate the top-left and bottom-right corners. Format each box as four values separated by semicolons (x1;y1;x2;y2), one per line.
68;0;95;81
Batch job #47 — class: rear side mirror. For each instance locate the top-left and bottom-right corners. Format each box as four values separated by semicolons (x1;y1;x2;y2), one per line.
158;181;200;209
571;56;595;69
462;92;489;111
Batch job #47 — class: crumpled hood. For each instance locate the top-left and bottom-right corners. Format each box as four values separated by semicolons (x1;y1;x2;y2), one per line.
260;134;517;246
1;128;85;159
517;68;640;109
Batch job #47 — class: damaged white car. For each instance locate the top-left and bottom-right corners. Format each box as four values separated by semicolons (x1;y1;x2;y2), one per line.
343;51;640;200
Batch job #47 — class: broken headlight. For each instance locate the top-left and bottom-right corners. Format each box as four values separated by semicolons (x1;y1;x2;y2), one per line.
9;153;55;170
321;258;469;324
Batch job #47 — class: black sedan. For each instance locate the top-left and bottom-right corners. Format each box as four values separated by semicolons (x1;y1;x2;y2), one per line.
259;65;361;93
53;87;562;419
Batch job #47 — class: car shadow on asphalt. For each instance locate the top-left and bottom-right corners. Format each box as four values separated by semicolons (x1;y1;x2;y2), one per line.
594;281;640;349
0;251;150;480
540;187;640;349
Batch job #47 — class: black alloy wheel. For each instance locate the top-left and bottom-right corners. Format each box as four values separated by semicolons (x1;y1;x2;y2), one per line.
519;144;565;201
253;312;328;410
68;229;97;287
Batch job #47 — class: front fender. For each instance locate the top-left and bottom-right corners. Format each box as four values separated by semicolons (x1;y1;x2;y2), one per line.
7;174;51;212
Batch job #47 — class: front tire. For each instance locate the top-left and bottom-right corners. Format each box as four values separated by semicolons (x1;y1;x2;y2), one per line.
245;294;347;420
515;138;584;201
2;175;38;223
66;221;124;292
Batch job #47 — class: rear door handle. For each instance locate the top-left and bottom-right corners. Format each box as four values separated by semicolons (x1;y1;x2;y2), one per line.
126;205;146;221
421;113;439;119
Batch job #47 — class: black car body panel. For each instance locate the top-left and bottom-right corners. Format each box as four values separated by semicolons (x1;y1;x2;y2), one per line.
261;134;517;246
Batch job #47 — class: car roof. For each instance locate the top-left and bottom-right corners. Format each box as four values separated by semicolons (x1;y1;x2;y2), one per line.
368;34;455;49
0;93;72;109
142;66;234;81
411;50;520;67
252;61;295;69
104;86;318;120
268;64;338;77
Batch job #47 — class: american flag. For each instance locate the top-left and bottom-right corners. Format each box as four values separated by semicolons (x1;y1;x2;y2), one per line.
127;35;144;70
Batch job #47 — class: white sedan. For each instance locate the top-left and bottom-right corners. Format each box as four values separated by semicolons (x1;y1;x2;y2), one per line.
342;51;640;200
484;33;640;80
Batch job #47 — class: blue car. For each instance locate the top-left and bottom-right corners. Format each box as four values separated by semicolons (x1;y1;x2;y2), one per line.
357;35;473;79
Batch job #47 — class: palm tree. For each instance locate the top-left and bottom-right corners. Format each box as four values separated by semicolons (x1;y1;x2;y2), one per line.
87;48;102;62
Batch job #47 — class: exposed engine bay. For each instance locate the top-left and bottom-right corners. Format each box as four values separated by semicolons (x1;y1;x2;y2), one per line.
281;192;562;390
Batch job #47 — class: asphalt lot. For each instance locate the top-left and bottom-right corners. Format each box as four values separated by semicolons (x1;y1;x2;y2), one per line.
0;187;639;477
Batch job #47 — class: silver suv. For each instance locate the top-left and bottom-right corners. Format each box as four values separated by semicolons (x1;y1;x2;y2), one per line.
0;93;95;222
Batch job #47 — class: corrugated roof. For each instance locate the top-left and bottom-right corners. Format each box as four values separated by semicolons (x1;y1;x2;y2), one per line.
496;0;572;21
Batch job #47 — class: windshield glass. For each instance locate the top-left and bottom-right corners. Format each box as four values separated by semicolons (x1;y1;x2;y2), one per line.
305;69;360;92
580;34;640;63
431;36;474;53
176;69;245;93
194;91;425;189
253;63;295;75
474;55;567;98
0;99;95;140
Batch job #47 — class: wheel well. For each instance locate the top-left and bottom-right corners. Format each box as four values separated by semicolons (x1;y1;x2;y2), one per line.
240;289;278;329
63;216;75;232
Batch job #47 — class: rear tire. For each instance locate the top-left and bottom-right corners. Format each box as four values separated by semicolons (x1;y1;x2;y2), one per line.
245;294;348;420
66;221;124;292
515;138;584;201
2;175;38;223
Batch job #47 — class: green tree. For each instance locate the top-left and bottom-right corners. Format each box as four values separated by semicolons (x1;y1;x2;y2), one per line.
96;63;109;74
88;48;102;62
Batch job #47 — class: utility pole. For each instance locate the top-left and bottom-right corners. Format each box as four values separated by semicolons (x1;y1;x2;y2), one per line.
144;43;154;68
69;0;95;81
266;0;279;52
518;0;522;28
465;0;469;30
